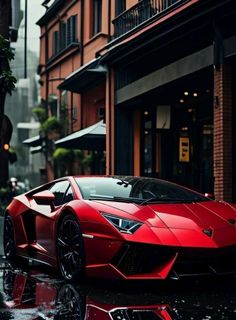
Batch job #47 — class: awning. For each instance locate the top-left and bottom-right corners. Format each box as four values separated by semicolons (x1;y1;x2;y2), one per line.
17;122;40;130
58;57;107;93
22;135;43;147
30;146;43;154
55;121;106;151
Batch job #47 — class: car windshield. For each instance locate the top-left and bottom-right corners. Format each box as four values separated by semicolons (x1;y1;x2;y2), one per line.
75;176;208;204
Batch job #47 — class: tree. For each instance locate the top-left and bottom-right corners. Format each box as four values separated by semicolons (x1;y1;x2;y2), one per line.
0;0;11;133
0;0;17;187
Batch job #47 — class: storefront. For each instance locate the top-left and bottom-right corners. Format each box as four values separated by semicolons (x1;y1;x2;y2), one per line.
115;67;214;194
140;92;213;194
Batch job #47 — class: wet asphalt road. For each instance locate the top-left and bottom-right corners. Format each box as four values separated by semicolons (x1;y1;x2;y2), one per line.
0;216;236;319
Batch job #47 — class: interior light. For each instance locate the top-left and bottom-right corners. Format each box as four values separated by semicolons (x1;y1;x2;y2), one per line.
3;143;10;151
193;92;198;97
188;108;193;113
184;91;189;96
144;111;149;115
180;99;184;103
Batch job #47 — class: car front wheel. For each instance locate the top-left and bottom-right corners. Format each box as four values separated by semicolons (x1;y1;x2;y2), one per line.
57;214;85;281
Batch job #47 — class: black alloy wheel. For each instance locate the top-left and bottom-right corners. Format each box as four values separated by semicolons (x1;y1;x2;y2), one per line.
3;214;16;259
55;284;85;320
57;214;85;281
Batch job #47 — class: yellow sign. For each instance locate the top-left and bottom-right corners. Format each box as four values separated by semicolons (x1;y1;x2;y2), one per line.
179;137;190;162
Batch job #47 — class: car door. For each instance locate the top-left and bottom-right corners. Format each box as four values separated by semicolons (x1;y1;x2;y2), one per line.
32;180;74;260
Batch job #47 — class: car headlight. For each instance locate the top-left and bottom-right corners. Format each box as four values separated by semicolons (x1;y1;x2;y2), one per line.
102;213;142;234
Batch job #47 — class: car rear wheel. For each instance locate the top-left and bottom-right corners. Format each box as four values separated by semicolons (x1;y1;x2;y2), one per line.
57;214;85;281
3;214;16;259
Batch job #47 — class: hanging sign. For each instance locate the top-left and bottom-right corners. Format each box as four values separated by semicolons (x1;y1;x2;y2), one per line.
179;137;190;162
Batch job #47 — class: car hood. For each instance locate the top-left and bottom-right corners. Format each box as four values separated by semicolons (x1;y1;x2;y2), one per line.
93;200;236;230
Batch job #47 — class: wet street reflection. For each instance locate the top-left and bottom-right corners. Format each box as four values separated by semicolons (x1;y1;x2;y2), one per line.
0;258;236;319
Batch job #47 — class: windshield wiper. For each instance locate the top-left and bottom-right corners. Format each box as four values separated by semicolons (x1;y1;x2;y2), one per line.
88;194;142;204
140;197;197;205
113;196;143;204
88;194;115;202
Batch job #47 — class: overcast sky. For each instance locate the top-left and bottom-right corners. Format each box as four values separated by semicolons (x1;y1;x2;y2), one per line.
21;0;46;54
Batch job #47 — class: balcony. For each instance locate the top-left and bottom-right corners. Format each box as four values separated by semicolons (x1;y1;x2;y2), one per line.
113;0;186;38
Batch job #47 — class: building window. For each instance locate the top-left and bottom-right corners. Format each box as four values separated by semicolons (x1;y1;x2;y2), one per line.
92;0;102;36
72;106;77;121
52;15;78;57
48;94;58;117
59;21;66;50
52;31;59;55
67;15;78;45
115;0;126;16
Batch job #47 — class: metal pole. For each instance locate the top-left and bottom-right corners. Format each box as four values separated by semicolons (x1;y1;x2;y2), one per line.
24;0;27;78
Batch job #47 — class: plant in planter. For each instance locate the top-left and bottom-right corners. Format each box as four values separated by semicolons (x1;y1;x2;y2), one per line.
32;106;47;124
41;116;64;140
53;148;74;175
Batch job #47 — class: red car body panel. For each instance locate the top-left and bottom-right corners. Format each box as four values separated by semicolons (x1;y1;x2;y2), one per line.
5;176;236;280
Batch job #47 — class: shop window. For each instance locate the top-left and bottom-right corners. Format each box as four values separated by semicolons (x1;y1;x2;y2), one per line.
115;0;126;16
92;0;102;36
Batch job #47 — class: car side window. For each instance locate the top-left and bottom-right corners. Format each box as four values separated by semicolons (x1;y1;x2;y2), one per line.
63;186;74;204
49;181;70;206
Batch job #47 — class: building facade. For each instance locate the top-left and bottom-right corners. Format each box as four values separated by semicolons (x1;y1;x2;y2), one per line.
38;0;236;202
37;0;108;179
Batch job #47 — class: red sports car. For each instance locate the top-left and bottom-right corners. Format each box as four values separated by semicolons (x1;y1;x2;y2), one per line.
3;176;236;281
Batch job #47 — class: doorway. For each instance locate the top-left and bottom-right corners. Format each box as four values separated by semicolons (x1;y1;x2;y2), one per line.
140;99;213;194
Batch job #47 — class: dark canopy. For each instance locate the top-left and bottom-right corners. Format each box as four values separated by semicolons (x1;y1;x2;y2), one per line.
55;121;106;151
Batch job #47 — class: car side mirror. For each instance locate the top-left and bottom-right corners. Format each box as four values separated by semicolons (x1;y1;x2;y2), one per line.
33;190;55;210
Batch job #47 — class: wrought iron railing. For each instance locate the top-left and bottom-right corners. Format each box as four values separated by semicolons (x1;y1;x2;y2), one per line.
113;0;183;38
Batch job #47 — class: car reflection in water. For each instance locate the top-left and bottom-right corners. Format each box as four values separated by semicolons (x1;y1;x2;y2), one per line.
0;263;236;319
0;266;177;320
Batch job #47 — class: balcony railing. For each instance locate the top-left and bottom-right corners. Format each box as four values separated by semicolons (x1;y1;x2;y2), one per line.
113;0;184;38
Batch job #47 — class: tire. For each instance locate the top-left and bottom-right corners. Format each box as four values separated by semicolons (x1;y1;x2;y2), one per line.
3;214;16;259
3;214;28;268
57;214;85;281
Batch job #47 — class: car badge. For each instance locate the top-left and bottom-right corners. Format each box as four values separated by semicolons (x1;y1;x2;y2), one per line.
202;228;213;237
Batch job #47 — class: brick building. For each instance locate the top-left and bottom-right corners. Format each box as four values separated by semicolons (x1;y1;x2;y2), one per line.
37;0;236;202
